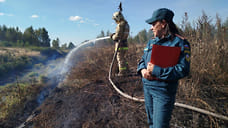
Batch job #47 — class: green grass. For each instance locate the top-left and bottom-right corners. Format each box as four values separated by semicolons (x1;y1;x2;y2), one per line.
0;54;32;77
0;82;42;123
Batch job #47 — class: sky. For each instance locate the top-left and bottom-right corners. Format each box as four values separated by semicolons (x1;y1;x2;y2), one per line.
0;0;227;45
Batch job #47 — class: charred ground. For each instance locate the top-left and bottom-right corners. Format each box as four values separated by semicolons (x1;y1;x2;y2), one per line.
29;43;227;128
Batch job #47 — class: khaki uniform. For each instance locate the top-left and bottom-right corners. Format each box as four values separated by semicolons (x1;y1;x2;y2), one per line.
111;20;130;75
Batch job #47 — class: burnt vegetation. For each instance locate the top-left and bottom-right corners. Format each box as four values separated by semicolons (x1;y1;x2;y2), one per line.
0;12;227;128
31;12;228;128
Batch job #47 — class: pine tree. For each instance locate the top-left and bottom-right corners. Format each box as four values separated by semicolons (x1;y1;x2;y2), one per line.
68;42;75;49
52;38;60;49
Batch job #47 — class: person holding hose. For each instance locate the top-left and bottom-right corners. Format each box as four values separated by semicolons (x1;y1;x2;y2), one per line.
110;3;130;76
137;8;191;128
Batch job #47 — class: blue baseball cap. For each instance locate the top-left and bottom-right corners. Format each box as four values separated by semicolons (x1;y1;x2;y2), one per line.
146;8;174;24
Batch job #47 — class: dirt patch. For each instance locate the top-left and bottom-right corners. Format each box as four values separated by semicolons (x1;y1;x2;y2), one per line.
32;82;148;128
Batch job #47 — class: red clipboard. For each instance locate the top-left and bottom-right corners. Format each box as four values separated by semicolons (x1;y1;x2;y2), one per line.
150;44;181;68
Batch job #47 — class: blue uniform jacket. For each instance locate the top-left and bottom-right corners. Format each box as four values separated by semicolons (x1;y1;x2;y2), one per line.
137;35;190;87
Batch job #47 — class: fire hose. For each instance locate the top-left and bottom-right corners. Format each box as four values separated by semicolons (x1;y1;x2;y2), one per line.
108;41;228;121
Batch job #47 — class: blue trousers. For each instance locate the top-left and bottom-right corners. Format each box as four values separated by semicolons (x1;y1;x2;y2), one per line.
143;84;177;128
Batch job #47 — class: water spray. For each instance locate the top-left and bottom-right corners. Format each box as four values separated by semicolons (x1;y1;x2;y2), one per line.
60;36;110;76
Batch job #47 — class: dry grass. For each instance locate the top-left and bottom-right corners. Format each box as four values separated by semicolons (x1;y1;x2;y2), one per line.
0;47;40;57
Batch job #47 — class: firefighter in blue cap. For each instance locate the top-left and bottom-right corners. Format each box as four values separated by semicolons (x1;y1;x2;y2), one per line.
137;8;191;128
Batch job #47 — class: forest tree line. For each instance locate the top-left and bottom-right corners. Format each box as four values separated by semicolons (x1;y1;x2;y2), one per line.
0;25;75;49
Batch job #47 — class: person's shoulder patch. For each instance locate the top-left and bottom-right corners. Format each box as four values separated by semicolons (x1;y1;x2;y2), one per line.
185;54;190;62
